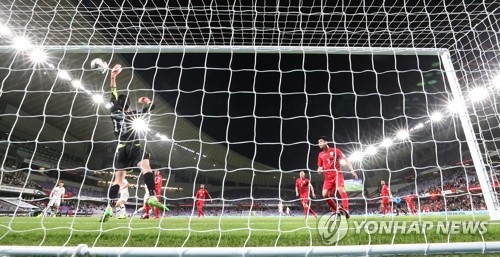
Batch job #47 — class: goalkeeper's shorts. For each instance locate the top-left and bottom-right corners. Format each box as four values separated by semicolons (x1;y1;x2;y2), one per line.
115;143;151;170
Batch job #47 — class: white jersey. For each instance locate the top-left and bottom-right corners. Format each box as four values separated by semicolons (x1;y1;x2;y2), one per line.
286;207;290;215
51;186;65;199
119;179;130;199
278;203;283;213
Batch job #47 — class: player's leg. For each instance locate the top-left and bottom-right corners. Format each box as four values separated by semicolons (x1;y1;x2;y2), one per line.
381;202;386;216
302;201;308;218
154;189;161;219
322;180;337;213
54;202;60;217
306;197;318;218
199;201;205;217
135;149;169;212
336;173;349;212
39;201;52;217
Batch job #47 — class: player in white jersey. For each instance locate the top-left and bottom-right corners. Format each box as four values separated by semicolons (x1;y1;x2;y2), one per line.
286;206;291;216
278;201;284;215
39;180;65;217
115;179;130;219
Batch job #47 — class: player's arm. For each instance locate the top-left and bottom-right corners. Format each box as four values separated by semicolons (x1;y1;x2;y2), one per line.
110;64;122;101
206;190;212;200
138;97;155;113
341;151;358;179
309;183;316;199
317;155;323;174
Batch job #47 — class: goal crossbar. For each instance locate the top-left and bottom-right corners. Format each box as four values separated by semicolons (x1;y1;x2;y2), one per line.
0;45;448;55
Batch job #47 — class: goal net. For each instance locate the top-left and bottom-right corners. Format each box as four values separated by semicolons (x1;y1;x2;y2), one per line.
0;0;499;256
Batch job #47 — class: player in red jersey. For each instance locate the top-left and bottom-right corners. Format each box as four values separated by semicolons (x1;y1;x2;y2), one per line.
295;171;318;218
195;184;212;218
154;170;163;219
317;136;358;218
405;192;417;215
380;180;392;216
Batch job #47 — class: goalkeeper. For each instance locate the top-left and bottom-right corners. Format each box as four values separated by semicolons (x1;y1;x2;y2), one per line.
101;64;169;222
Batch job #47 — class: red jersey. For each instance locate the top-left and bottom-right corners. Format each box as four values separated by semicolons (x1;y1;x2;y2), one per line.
381;185;390;196
196;189;209;200
405;195;415;205
318;147;344;179
295;178;310;196
154;174;163;191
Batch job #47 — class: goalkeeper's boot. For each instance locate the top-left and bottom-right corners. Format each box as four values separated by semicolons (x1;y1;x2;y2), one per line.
100;207;113;223
140;214;149;219
338;207;350;219
117;214;126;219
147;196;170;212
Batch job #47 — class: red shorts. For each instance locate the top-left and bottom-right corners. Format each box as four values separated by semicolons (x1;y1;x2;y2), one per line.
155;188;161;196
197;200;205;209
407;203;415;209
322;172;344;192
382;197;390;205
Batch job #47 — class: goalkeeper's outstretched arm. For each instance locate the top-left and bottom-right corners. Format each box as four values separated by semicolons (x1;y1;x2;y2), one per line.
110;64;122;101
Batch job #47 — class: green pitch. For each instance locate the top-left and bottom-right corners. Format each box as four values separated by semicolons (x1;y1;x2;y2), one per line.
0;215;498;248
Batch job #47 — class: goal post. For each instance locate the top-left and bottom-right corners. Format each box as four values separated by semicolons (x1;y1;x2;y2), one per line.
440;51;500;221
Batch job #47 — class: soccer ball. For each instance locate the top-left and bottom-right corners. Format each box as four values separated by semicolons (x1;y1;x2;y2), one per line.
90;58;108;74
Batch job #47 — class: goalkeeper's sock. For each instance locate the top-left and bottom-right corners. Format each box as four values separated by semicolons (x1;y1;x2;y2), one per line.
340;192;349;211
109;184;120;199
155;207;160;218
382;207;386;215
143;172;156;196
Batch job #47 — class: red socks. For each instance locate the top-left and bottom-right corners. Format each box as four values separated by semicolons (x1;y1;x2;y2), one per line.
340;192;349;211
326;199;337;211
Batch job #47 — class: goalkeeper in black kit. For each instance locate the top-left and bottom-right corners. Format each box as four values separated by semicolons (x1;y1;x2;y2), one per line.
101;64;169;222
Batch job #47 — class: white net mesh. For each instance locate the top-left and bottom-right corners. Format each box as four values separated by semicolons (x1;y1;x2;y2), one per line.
0;0;499;255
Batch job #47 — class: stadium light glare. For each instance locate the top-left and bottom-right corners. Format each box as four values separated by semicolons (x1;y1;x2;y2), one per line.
160;135;169;141
131;117;149;132
0;25;11;36
381;138;393;148
365;145;377;156
71;80;82;89
92;94;104;104
430;112;443;122
339;159;346;165
414;122;424;130
349;151;364;162
396;130;409;140
29;48;47;63
469;87;489;102
132;117;149;132
57;70;71;81
155;133;161;138
104;103;113;109
12;36;32;51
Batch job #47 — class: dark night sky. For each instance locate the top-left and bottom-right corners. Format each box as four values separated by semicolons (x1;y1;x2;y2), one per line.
121;52;453;171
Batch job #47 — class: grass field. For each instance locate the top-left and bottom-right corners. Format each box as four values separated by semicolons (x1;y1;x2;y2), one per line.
0;214;498;250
